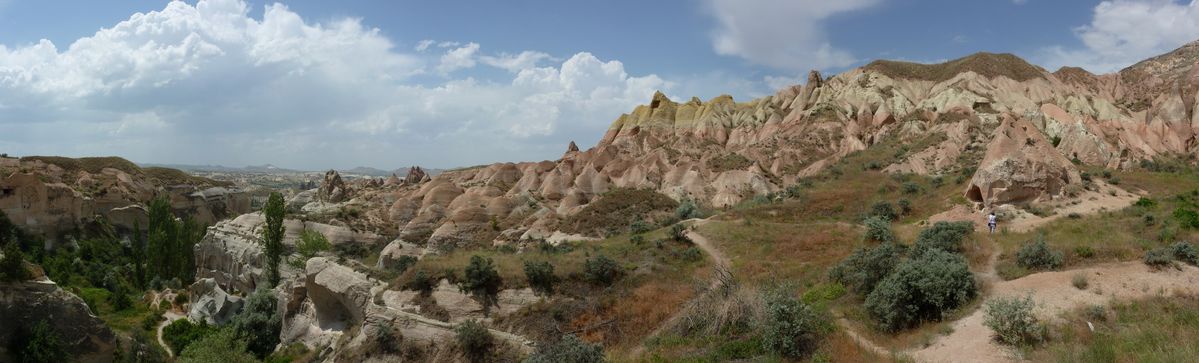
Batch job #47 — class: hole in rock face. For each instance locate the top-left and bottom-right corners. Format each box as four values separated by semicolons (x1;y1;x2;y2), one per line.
966;184;984;203
308;283;353;331
650;99;661;108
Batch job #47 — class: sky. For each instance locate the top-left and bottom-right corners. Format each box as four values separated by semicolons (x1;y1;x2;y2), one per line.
1;0;1198;170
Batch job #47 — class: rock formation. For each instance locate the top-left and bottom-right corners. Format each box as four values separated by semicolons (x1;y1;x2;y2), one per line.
403;166;428;185
318;170;350;203
0;279;116;362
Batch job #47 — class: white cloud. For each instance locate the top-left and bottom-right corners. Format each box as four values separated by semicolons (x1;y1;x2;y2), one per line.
480;51;553;72
0;0;669;168
436;42;479;74
1039;0;1199;73
705;0;881;71
414;39;435;51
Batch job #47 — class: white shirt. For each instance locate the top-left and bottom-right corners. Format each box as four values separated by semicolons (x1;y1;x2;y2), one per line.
988;214;997;224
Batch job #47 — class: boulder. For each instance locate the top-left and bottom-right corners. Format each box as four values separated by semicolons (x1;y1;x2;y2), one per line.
0;280;117;362
187;278;245;325
376;239;424;269
966;116;1082;207
318;170;351;203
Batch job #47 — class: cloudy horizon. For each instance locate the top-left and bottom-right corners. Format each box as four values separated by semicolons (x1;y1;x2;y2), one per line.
2;0;1198;170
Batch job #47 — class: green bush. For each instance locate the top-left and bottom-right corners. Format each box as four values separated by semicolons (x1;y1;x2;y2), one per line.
455;320;494;363
829;242;902;295
584;255;622;287
1174;207;1199;229
901;182;921;195
897;199;912;216
669;223;690;243
178;328;257;363
1171;241;1199;265
865;249;977;332
163;319;213;355
13;320;67;363
1074;245;1095;258
983;295;1045;346
0;241;31;282
760;289;832;359
459;256;504;315
862;216;895;243
911;221;973;256
229;288;282;359
523;261;558;296
290;229;331;268
405;270;437;296
675;197;703;220
629;215;652;234
392;255;419;273
869;201;897;221
1144;247;1175;268
1134;197;1156;208
1016;236;1063;270
523;334;604;363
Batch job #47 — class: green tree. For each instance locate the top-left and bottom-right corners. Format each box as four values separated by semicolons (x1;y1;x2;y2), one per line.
829;242;902;295
459;255;503;315
130;220;146;289
178;328;257;363
14;320;66;363
523;260;558;296
584;255;622;286
290;229;331;268
147;197;177;281
455;320;494;363
163;319;213;355
230;288;282;359
1;241;30;282
261;192;286;287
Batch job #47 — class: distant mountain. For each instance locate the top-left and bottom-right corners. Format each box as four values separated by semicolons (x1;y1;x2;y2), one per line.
141;163;306;174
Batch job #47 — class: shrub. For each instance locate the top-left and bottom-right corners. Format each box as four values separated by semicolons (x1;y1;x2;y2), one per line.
1144;214;1157;226
931;177;944;188
13;319;66;363
669;223;690;243
524;334;604;363
142;312;164;331
0;241;30;282
1016;237;1063;270
675;197;703;220
629;215;652;234
911;221;973;257
295;229;331;262
869;201;897;221
392;255;418;274
584;255;622;286
982;295;1045;346
405;270;437;296
1174;207;1199;229
178;328;257;363
829;243;902;295
1074;245;1095;258
174;292;190;306
1171;241;1199;265
163;319;213;355
901;182;921;195
523;261;558;296
862;216;895;243
229;288;282;359
459;256;503;315
1134;197;1156;208
865;249;977;332
455;320;494;363
1084;305;1107;322
1071;273;1089;290
760;289;832;359
1143;247;1174;268
897;199;912;216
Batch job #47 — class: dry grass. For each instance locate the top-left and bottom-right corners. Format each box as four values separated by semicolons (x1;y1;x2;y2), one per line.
698;220;859;284
558;188;679;237
865;52;1046;82
1026;295;1199;362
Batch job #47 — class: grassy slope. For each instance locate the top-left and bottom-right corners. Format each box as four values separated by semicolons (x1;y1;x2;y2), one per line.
1027;295;1199;362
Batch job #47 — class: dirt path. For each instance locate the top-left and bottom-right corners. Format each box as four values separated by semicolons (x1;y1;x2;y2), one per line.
910;262;1199;363
156;311;186;357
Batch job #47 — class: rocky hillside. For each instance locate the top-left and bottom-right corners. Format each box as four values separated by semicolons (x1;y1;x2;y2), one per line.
0;155;251;241
282;41;1199;251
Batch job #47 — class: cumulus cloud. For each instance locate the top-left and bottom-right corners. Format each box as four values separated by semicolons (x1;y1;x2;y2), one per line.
0;0;668;168
1039;0;1199;73
705;0;881;71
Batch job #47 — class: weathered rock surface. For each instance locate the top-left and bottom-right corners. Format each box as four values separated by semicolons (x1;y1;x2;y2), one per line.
317;170;351;203
0;279;116;362
187;278;245;325
966;116;1082;207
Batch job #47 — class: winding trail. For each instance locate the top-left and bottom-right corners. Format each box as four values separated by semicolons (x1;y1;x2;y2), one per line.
156;311;185;357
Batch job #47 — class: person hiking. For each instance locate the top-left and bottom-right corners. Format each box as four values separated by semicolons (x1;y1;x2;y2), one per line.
987;211;997;233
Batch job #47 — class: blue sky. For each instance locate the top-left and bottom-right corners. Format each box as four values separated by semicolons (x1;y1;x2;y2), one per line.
0;0;1196;169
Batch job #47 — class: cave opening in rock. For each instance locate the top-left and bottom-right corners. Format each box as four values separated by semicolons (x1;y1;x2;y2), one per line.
966;184;983;203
